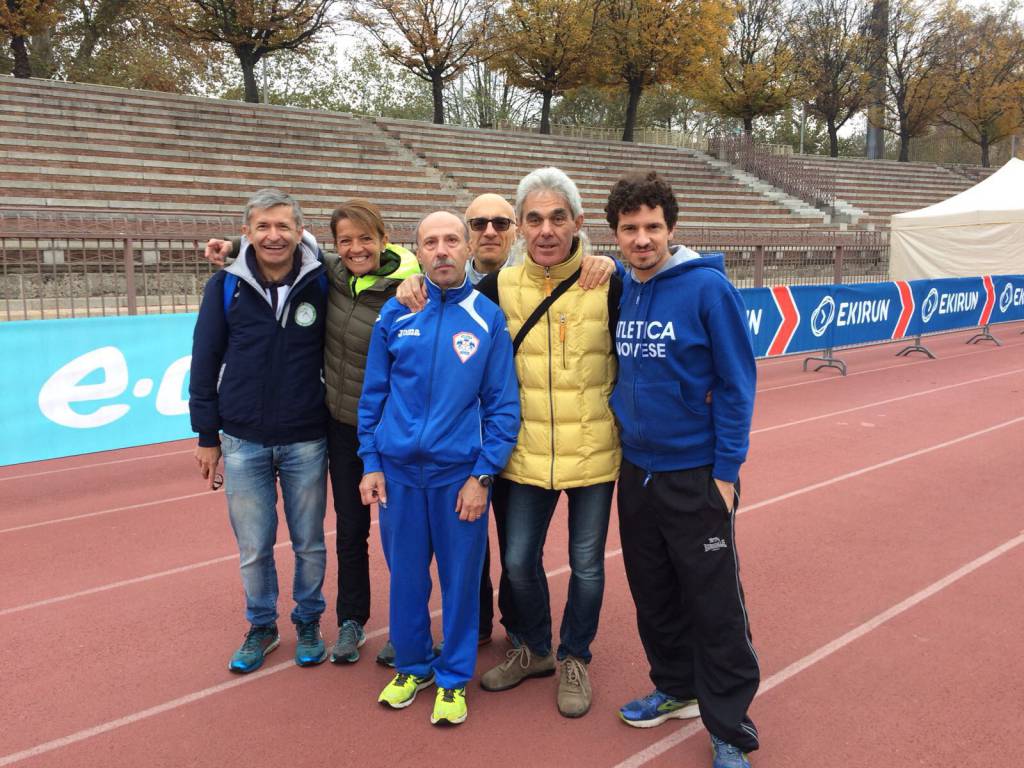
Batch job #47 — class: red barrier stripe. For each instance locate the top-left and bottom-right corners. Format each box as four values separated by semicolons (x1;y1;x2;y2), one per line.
893;281;915;339
980;275;995;325
768;286;799;356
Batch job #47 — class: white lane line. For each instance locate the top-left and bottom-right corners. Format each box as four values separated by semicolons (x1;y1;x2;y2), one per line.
0;449;192;482
610;531;1024;768
0;526;345;618
0;547;619;767
5;416;1021;618
0;491;218;535
14;367;1019;537
752;368;1024;435
758;338;1024;393
742;416;1024;515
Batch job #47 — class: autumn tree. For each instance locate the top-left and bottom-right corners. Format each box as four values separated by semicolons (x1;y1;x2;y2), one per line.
165;0;337;102
863;0;887;159
695;0;798;134
1;0;61;76
599;0;732;142
883;0;949;162
789;0;873;157
937;0;1024;167
44;0;229;92
489;0;601;134
347;0;494;124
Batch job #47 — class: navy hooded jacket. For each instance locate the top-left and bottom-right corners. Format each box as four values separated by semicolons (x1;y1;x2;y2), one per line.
611;247;756;482
189;239;328;448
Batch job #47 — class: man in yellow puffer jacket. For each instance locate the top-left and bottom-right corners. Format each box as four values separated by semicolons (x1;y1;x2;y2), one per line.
476;167;622;719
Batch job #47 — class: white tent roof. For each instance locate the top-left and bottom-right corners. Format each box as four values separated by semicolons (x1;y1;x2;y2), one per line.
889;158;1024;280
891;157;1024;230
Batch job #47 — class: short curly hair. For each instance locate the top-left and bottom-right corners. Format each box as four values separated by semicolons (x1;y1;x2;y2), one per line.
604;171;679;231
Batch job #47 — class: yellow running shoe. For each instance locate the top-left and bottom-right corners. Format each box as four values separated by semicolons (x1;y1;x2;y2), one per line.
378;671;435;709
430;686;467;725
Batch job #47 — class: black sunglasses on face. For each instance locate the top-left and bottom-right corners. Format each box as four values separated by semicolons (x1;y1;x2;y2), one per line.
468;216;513;232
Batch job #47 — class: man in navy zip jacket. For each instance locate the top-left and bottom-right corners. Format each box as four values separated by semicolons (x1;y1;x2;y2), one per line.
190;189;330;675
605;172;760;768
358;211;520;726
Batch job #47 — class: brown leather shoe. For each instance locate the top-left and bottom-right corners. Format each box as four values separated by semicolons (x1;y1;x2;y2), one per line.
557;656;591;718
480;645;555;691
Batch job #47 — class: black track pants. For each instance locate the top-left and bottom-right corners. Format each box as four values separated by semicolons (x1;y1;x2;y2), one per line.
479;477;515;637
618;459;760;752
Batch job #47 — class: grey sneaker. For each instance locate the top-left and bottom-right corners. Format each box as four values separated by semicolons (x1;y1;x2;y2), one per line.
557;655;592;718
480;645;555;691
376;639;396;667
330;619;366;664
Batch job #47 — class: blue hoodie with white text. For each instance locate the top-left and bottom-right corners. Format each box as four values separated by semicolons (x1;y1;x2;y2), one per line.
610;247;756;482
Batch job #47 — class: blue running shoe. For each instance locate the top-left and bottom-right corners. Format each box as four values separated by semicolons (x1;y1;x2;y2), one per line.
330;619;366;664
228;624;279;674
710;734;751;768
295;620;327;666
619;690;700;728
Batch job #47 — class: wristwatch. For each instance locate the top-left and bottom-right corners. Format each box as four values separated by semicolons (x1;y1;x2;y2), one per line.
474;474;493;488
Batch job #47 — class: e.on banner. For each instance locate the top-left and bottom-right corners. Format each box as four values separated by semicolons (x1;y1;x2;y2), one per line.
0;314;196;466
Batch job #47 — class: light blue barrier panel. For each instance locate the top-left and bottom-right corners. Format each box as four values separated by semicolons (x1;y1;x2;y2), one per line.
0;313;197;466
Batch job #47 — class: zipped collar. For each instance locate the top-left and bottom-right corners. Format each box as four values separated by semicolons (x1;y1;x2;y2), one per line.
424;273;473;303
523;237;582;281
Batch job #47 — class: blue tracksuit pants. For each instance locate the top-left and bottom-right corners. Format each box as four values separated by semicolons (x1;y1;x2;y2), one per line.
380;478;489;689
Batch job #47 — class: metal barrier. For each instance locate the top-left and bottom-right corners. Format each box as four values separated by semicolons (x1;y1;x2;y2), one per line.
0;212;889;321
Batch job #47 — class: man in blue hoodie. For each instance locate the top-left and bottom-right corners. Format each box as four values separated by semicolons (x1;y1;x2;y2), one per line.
606;172;760;768
190;189;330;675
358;211;520;726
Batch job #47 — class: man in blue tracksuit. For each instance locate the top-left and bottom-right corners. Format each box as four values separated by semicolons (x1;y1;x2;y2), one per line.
190;189;330;674
358;211;520;726
605;172;760;768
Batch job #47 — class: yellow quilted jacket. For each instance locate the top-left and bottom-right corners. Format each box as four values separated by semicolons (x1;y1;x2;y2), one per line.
496;242;620;489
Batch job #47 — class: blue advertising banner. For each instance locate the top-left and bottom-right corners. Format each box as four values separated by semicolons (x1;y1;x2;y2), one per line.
990;275;1024;324
0;313;196;466
913;276;991;335
830;282;915;348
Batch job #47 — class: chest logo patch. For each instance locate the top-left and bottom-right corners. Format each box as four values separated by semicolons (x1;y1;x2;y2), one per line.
295;302;316;327
452;331;480;363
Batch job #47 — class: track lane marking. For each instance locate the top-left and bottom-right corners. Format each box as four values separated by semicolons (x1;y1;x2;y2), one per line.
610;531;1024;768
0;548;620;766
752;368;1024;435
0;449;193;482
4;418;1021;617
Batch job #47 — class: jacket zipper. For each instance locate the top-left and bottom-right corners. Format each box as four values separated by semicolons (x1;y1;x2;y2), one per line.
559;313;567;368
416;288;445;483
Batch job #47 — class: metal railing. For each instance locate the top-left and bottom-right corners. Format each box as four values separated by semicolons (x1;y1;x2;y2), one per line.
0;212;889;321
708;133;837;210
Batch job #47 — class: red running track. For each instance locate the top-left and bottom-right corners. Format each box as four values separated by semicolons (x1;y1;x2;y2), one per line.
2;323;1023;768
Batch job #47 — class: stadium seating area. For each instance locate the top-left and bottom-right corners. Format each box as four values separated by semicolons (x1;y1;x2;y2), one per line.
0;76;995;238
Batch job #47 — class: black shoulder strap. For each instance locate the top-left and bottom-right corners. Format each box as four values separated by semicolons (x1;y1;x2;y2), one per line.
512;267;582;355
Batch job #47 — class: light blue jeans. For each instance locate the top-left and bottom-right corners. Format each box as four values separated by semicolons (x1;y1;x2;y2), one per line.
221;433;328;627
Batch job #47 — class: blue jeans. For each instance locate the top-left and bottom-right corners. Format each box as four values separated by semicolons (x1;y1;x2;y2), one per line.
503;480;614;662
221;433;328;627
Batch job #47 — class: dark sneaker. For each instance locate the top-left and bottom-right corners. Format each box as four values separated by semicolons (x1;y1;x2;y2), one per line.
378;671;435;709
480;645;555;691
432;632;494;656
711;734;752;768
228;624;279;674
295;620;327;666
556;656;591;718
330;619;366;664
431;687;467;725
619;690;700;728
376;640;396;667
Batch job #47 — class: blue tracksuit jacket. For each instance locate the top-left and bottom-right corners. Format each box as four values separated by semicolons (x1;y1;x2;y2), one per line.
358;275;520;487
611;247;756;482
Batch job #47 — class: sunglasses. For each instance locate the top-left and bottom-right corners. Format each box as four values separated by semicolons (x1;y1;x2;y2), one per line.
468;216;513;232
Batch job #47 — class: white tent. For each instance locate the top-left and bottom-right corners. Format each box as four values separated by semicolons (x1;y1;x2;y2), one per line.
889;157;1024;280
